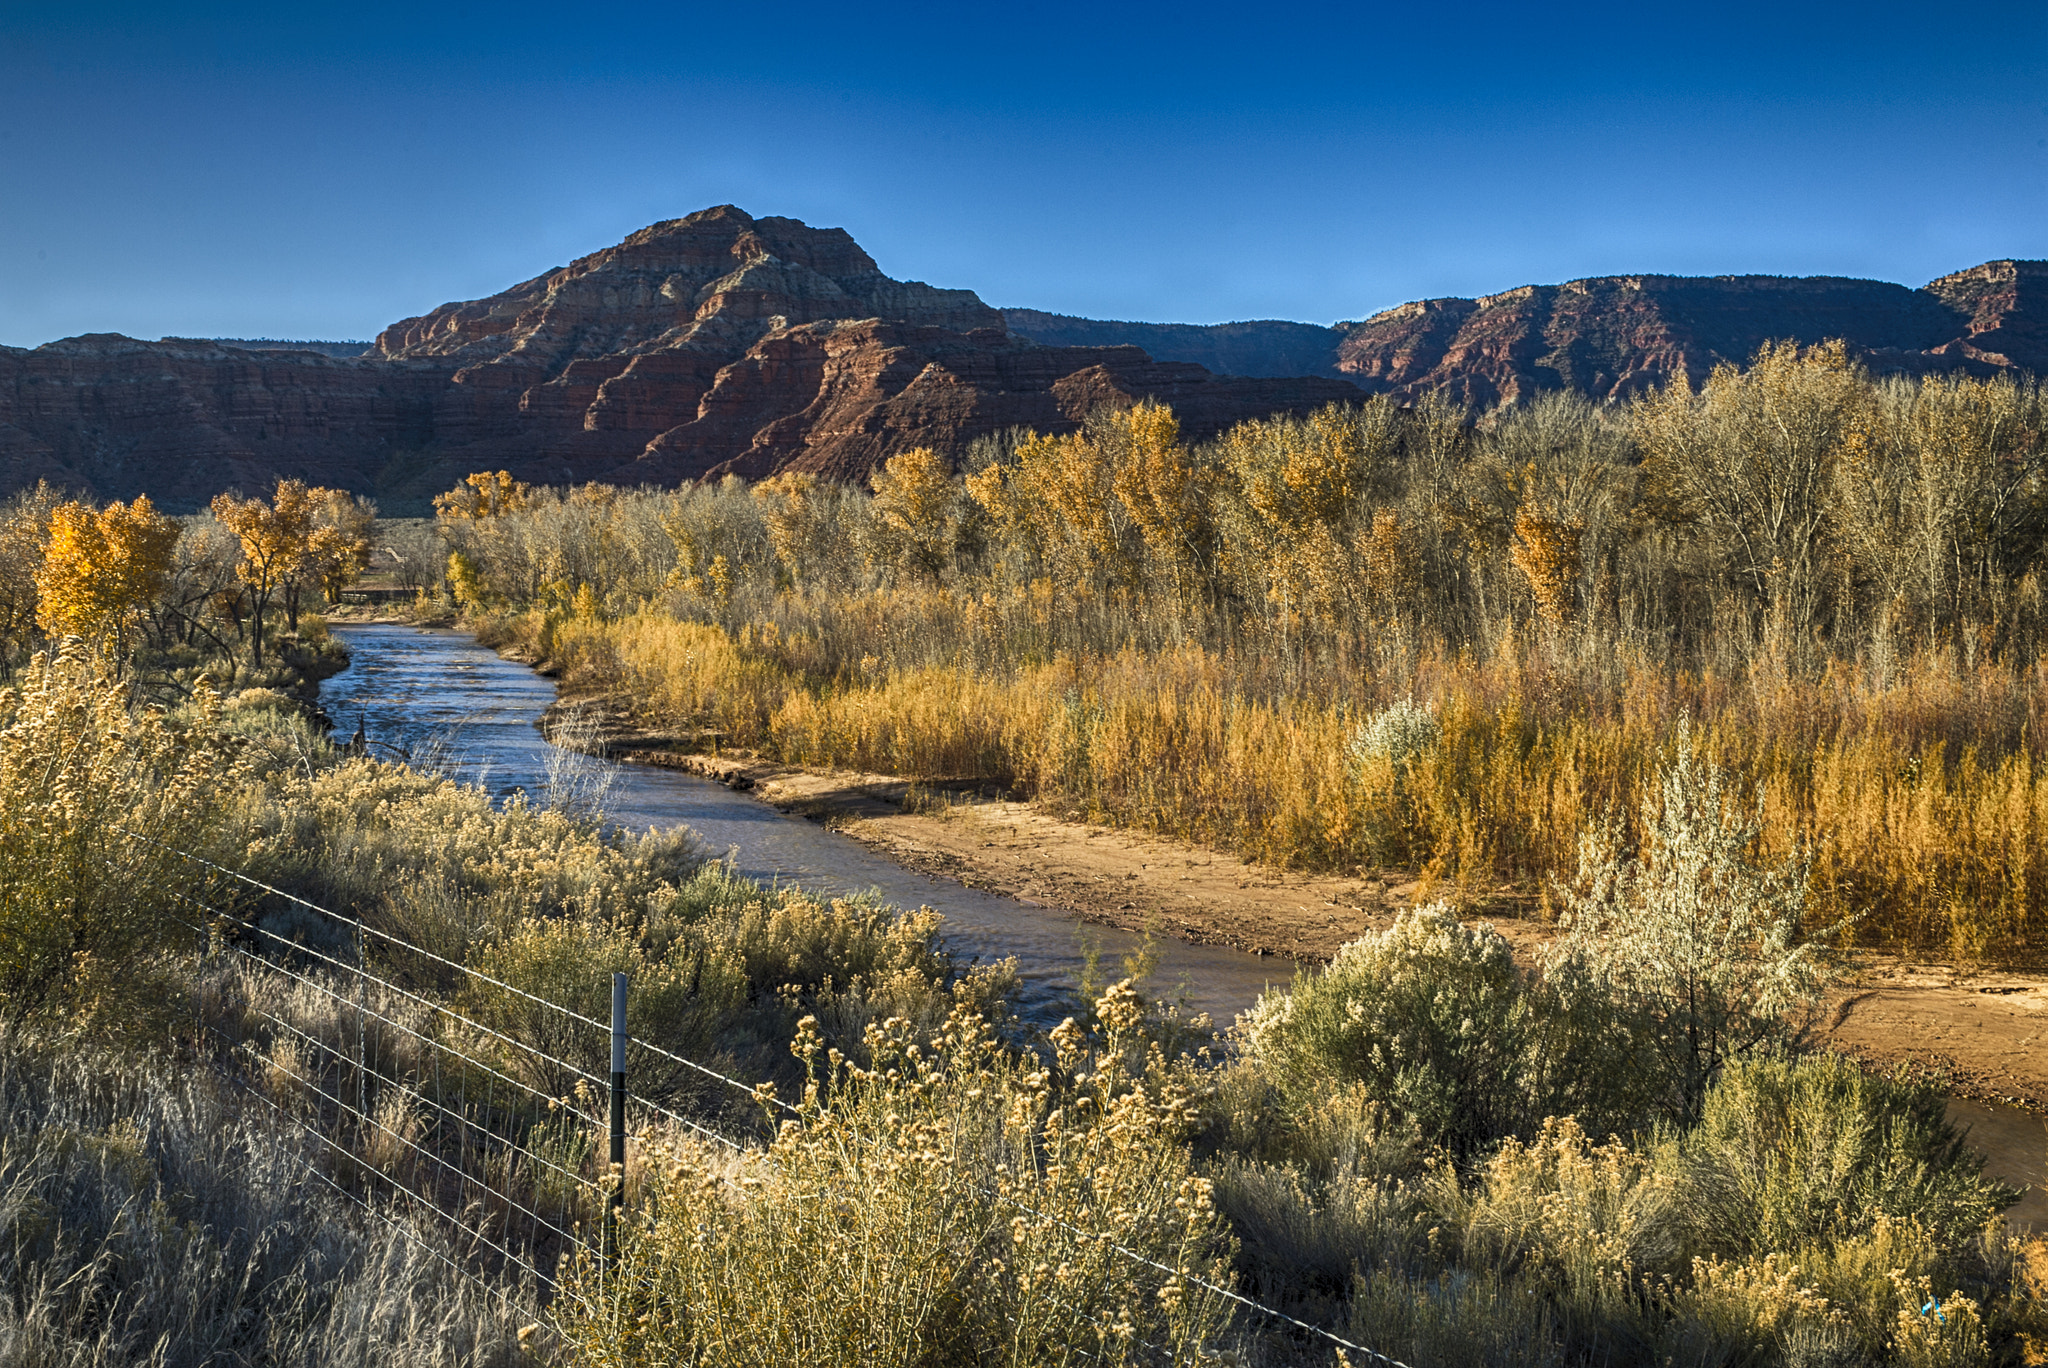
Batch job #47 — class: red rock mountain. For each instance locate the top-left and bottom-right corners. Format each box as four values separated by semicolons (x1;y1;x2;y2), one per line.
2;210;2042;512
1006;263;2048;410
0;207;1356;511
1331;262;2048;408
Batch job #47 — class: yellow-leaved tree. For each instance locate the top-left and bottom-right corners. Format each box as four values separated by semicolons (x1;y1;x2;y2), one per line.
752;471;827;588
1108;401;1218;628
432;469;530;520
868;447;962;580
1213;401;1402;633
211;479;318;667
296;487;378;626
34;494;181;651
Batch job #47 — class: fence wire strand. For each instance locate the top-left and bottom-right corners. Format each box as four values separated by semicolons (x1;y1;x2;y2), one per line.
257;1012;597;1236
189;908;607;1131
225;1028;543;1310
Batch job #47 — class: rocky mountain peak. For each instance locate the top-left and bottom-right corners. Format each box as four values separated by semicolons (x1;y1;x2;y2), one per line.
374;206;1001;371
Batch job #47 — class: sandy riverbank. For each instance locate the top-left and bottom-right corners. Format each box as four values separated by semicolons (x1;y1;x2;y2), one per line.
536;693;2048;1130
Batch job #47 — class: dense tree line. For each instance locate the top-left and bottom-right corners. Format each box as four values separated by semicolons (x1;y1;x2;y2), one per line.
437;344;2048;683
0;477;375;679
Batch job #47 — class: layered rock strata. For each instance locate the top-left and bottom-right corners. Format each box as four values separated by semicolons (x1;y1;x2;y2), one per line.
2;207;2042;512
0;206;1354;509
1009;264;2048;410
1332;263;2048;407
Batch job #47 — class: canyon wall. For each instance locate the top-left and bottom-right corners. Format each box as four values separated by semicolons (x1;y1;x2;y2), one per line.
1008;264;2048;411
3;206;2041;512
0;206;1355;511
1330;262;2047;408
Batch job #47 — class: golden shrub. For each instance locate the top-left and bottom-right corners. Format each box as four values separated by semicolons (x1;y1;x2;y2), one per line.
554;991;1235;1367
1509;508;1582;626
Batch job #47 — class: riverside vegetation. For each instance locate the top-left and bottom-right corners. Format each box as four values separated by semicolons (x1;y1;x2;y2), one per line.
0;341;2044;1364
439;343;2048;965
3;645;2043;1365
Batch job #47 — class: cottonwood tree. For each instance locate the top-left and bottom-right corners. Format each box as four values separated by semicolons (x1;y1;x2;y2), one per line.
1464;391;1637;630
867;446;964;581
1835;372;2048;648
34;494;181;652
654;477;772;611
432;469;530;520
1215;401;1403;632
158;516;247;664
1637;341;1869;646
1108;401;1221;631
966;423;1142;599
298;488;378;620
380;519;449;594
211;480;319;666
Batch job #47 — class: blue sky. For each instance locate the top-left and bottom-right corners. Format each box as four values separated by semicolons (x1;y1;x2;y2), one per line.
1;0;2043;347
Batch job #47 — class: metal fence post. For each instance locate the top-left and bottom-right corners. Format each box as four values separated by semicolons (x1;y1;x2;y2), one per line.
606;972;628;1270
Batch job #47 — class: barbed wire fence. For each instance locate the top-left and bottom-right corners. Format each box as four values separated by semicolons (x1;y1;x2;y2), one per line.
157;844;1412;1367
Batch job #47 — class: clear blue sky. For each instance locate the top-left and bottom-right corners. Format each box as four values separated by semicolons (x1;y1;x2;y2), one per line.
1;0;2043;348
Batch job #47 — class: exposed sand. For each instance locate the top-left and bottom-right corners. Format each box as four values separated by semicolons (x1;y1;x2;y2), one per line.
615;747;2046;1095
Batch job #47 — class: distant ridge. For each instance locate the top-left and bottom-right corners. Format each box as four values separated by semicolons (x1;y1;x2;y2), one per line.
1001;310;1350;381
0;206;1355;511
3;222;2042;515
1009;260;2048;409
183;338;374;359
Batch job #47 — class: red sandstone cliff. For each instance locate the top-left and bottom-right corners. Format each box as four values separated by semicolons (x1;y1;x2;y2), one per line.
2;211;2043;512
0;206;1357;510
0;335;449;510
1003;265;2048;410
1331;267;2048;408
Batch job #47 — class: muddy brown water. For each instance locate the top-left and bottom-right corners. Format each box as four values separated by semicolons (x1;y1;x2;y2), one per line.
322;624;2045;1228
1947;1098;2047;1232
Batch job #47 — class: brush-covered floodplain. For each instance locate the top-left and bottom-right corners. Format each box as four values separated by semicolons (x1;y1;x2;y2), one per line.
4;347;2048;1363
0;638;2043;1366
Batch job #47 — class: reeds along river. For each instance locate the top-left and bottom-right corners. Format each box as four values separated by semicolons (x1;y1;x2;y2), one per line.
319;623;1287;1031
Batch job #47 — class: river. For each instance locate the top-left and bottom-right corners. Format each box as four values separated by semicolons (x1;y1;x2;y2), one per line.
319;623;1288;1029
321;623;2044;1227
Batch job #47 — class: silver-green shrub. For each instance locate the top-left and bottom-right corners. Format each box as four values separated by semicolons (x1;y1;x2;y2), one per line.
1347;696;1439;775
1554;723;1835;1124
1669;1052;2016;1261
1242;905;1533;1159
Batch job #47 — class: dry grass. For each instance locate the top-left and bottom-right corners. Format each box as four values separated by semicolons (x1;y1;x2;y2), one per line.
432;362;2048;966
519;610;2048;962
0;1028;525;1367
